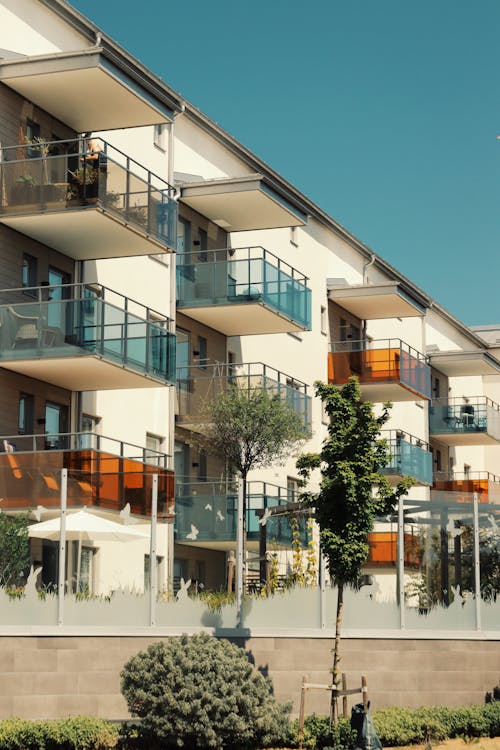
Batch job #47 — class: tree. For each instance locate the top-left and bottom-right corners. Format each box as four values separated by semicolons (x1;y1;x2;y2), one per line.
201;386;309;587
296;378;413;721
0;512;30;588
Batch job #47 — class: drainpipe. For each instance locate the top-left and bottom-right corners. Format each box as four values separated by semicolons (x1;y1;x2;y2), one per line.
362;253;375;284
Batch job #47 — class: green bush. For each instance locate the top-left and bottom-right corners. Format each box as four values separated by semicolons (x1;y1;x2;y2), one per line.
286;714;356;749
0;717;118;750
120;633;291;750
373;702;500;746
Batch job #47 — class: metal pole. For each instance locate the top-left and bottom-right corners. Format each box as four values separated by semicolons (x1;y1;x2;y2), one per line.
149;474;158;626
473;492;481;631
397;496;406;630
57;468;68;627
236;477;244;626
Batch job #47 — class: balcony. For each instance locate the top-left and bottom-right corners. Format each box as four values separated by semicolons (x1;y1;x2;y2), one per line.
176;362;311;433
174;482;308;550
176;247;311;335
0;432;174;518
381;430;433;486
328;281;427;319
0;138;177;258
180;174;307;232
366;532;421;568
0;283;175;390
429;397;500;446
431;472;500;504
0;48;174;132
328;339;431;402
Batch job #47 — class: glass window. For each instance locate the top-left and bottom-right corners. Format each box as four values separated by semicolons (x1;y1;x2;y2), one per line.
196;228;208;261
176;328;191;392
146;433;163;466
25;119;40;158
198;450;207;482
177;218;191;262
18;393;34;435
196;336;208;369
287;476;300;502
22;254;37;293
153;124;167;151
321;305;327;335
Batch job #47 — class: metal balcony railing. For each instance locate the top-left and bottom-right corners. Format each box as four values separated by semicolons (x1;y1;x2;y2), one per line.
176;247;311;330
0;283;176;384
381;429;433;485
429;396;500;441
0;137;177;248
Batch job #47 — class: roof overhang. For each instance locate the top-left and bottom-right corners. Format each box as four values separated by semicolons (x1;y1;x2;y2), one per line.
428;350;500;377
179;174;307;231
328;282;426;319
0;49;173;131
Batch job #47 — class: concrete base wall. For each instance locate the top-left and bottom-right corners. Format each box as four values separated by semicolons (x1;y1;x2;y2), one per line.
0;636;498;719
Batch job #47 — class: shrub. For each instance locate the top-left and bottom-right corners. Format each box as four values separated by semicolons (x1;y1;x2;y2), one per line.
286;714;356;749
120;633;291;750
373;703;500;746
0;717;118;750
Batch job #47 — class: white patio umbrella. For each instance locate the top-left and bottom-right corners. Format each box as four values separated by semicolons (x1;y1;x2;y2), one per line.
28;509;149;591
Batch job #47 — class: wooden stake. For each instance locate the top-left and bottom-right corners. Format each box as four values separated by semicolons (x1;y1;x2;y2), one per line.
298;676;307;750
362;675;368;710
342;673;348;719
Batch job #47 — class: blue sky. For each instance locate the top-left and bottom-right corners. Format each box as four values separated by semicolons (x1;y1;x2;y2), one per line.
71;0;500;327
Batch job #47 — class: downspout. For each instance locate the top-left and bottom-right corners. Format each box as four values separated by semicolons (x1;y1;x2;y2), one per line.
362;254;375;339
362;253;375;284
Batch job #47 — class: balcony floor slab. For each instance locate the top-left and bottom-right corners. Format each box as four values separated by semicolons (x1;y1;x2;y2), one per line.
177;302;306;336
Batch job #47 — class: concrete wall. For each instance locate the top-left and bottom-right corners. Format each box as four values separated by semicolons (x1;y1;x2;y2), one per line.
0;635;497;720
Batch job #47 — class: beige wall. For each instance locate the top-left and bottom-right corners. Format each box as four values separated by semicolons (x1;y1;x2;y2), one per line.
0;635;497;720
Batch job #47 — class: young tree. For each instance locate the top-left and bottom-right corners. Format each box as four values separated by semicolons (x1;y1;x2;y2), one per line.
296;378;413;721
0;513;30;588
201;387;309;586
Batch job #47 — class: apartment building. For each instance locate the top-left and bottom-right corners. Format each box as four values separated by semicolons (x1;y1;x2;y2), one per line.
0;0;499;608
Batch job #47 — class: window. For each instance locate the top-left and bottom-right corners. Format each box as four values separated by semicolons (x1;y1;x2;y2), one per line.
153;124;167;151
25;119;40;158
176;328;191;392
321;305;327;335
287;476;301;502
198;450;207;482
195;228;208;261
146;433;164;466
433;377;440;398
195;336;208;369
18;393;34;435
80;415;100;449
21;254;37;293
177;217;191;261
71;542;95;594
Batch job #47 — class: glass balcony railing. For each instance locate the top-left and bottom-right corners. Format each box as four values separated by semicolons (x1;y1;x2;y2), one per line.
0;431;174;518
176;247;311;331
367;531;422;568
328;338;431;400
381;429;433;485
0;283;176;386
429;397;500;443
174;481;309;546
432;472;500;504
176;362;311;431
0;137;177;251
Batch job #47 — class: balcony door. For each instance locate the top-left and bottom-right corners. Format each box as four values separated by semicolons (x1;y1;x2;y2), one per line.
45;401;69;449
47;267;72;333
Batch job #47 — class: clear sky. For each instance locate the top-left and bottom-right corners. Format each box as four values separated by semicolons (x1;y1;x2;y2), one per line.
71;0;500;327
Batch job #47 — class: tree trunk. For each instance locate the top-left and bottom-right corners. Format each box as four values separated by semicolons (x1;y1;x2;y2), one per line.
242;475;247;593
330;580;344;725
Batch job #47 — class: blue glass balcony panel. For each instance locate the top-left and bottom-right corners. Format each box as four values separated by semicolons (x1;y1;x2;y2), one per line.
382;431;433;486
429;397;500;445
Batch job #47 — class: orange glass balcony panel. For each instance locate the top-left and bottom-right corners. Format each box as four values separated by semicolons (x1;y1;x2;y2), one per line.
0;450;174;518
328;348;400;385
432;478;490;502
367;532;420;567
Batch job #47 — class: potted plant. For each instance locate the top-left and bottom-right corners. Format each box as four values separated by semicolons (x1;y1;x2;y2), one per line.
11;174;36;205
68;165;99;204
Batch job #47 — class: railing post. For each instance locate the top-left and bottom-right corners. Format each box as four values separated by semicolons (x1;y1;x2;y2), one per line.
57;468;68;627
397;495;405;630
123;297;128;366
473;492;481;631
149;474;158;627
236;478;244;628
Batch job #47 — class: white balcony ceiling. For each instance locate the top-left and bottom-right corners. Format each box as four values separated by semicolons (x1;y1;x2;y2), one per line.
428;350;500;376
328;282;426;319
0;356;168;391
0;209;169;260
180;175;306;231
0;51;171;132
177;301;307;336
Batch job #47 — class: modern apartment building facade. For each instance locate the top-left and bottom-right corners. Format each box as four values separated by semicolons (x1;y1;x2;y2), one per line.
0;0;499;622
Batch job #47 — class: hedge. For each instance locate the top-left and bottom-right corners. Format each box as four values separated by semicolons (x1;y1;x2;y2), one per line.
0;717;118;750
